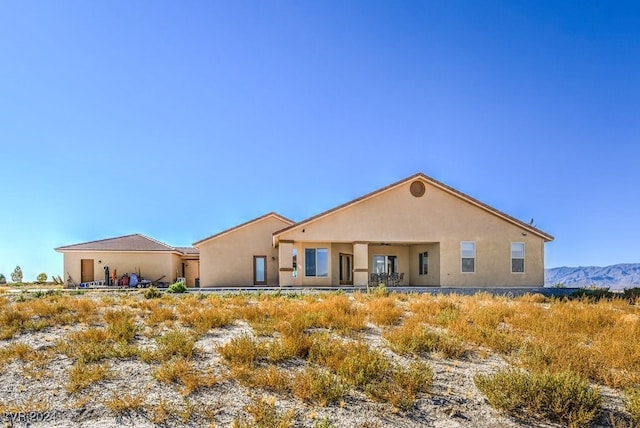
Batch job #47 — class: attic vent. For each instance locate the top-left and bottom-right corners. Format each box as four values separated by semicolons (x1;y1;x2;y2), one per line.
410;181;425;197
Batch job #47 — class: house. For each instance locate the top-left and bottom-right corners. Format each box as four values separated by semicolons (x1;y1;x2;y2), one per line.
270;173;553;288
192;173;553;288
54;234;199;287
56;172;553;288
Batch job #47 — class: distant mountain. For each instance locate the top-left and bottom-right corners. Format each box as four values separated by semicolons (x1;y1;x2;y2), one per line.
545;263;640;289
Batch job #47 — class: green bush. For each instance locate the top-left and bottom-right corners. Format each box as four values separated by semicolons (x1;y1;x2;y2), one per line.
625;386;640;422
167;281;187;293
0;274;6;285
474;369;601;427
36;273;47;283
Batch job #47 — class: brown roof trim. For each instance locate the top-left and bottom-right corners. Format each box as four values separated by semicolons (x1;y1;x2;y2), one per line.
193;212;295;247
273;172;554;242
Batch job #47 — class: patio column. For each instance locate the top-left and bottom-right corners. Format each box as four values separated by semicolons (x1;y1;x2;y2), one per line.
278;241;295;287
353;242;369;286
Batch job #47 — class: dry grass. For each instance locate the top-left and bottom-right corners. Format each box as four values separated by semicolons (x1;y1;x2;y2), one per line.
232;396;295;428
102;391;145;415
0;289;638;426
364;295;405;326
219;333;263;367
66;361;110;393
154;357;217;395
475;368;602;427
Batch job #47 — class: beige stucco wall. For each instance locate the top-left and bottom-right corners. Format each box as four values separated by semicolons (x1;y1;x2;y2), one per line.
62;251;179;286
277;179;546;287
197;216;291;287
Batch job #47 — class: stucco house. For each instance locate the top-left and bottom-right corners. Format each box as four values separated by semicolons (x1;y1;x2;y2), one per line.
194;213;294;287
194;172;553;288
55;234;199;287
55;172;553;288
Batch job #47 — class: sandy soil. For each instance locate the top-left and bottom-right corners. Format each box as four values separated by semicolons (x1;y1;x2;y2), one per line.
0;293;632;428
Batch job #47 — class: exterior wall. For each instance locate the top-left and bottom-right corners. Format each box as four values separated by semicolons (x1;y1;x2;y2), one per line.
277;179;546;287
182;258;200;287
198;216;290;287
62;251;177;286
409;243;440;286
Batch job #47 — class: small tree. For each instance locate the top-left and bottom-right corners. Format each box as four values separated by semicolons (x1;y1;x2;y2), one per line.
0;274;6;285
11;266;23;283
36;273;47;284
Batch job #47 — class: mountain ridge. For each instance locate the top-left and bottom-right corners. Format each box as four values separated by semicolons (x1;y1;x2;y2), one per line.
545;263;640;289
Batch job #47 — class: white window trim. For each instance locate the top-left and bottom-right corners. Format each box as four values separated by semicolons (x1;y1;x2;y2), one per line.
461;241;476;273
511;242;525;274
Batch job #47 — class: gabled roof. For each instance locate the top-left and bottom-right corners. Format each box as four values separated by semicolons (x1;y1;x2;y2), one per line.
55;234;187;253
193;212;294;247
273;172;554;242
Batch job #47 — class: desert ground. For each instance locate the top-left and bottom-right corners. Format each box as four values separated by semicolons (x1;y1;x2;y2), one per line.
0;287;638;427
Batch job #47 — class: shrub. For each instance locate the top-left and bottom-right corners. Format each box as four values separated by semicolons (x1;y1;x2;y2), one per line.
144;287;163;299
104;309;138;344
308;335;389;388
266;332;313;362
59;328;114;363
365;360;433;411
154;357;216;395
167;281;187;294
365;295;404;326
156;329;197;361
66;361;110;393
11;266;23;283
219;333;262;367
474;369;601;427
36;273;47;283
103;392;144;415
0;274;7;284
232;396;295;428
232;365;291;393
292;367;347;406
625;387;640;422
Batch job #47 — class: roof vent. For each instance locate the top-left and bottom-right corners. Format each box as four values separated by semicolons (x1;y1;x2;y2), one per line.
410;181;425;197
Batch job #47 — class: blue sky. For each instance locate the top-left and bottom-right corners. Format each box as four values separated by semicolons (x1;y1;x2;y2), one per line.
1;1;639;281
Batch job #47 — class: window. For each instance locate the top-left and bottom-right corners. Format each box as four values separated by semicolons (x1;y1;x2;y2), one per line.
419;251;428;275
305;248;328;277
373;255;397;274
511;242;525;273
292;249;298;277
253;256;266;285
461;241;475;273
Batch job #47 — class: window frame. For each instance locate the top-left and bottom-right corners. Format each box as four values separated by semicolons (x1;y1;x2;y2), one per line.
511;242;525;274
418;251;429;275
304;248;329;277
461;241;476;273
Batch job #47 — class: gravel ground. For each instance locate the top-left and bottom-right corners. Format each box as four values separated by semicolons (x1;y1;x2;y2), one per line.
0;293;632;428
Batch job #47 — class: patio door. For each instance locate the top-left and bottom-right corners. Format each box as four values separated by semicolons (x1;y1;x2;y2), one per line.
339;253;353;285
81;259;94;283
253;256;267;285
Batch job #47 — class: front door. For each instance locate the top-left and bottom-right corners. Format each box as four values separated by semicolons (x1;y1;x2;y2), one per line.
253;256;267;285
339;253;353;285
81;259;94;283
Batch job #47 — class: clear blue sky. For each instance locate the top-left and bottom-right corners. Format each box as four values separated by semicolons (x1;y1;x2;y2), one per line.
1;1;639;281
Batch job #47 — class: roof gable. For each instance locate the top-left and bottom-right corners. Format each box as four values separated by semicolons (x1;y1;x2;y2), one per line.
55;234;180;253
274;172;553;242
193;212;294;247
